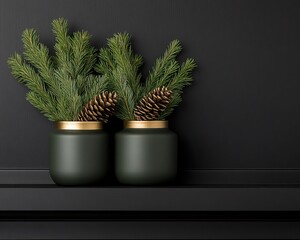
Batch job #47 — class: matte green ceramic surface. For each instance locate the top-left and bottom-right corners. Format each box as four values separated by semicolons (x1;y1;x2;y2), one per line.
50;130;108;186
115;128;177;185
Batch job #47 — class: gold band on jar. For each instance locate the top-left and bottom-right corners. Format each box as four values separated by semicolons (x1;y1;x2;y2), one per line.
56;121;103;130
124;121;168;129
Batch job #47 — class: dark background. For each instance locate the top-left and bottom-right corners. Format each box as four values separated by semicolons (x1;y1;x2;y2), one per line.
0;0;300;171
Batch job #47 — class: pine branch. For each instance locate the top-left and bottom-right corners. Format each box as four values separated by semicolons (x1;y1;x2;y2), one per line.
158;92;182;120
97;33;143;103
22;29;60;98
71;31;97;94
10;20;196;122
167;58;197;92
53;19;97;94
82;75;108;104
71;31;97;83
95;48;115;77
111;69;135;120
26;92;57;121
153;59;179;91
7;53;57;120
8;18;108;122
96;37;196;120
52;18;71;71
145;40;182;93
141;41;196;120
158;58;196;119
54;68;82;120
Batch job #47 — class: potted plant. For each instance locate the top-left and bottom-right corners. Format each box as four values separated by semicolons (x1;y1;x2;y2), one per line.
8;18;117;186
96;33;196;185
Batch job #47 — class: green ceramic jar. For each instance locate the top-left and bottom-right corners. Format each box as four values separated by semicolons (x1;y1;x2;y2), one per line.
115;121;177;185
50;121;108;186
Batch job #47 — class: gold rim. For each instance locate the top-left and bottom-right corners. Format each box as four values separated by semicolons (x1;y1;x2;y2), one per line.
124;121;168;129
56;121;103;130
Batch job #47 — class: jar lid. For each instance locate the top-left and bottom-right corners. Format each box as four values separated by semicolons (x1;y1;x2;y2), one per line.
56;121;103;130
124;121;168;129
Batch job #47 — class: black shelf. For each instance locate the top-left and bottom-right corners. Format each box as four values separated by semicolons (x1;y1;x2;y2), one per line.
1;170;300;239
2;184;300;239
1;181;300;239
1;184;300;211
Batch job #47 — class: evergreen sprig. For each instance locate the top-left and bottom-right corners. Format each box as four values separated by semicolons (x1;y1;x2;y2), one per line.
8;18;108;121
145;40;182;93
96;34;196;120
8;53;57;120
95;33;143;120
111;69;135;120
160;57;197;119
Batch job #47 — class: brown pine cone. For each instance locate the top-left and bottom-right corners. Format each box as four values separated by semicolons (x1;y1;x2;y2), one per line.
77;91;118;123
134;86;172;121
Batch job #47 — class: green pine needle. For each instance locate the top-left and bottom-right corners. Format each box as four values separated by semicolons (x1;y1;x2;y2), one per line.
95;32;142;120
97;36;196;120
8;18;108;121
8;19;196;122
111;69;135;120
7;53;57;120
82;75;108;104
158;92;182;120
145;40;182;93
167;58;197;91
52;18;71;71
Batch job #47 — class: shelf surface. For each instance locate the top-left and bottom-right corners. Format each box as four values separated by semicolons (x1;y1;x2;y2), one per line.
1;184;300;211
1;184;300;239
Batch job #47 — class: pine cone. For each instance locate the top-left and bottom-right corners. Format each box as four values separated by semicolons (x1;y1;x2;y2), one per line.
77;91;118;123
134;86;172;121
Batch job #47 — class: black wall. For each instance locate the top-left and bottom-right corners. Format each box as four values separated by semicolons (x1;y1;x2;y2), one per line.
1;0;300;173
